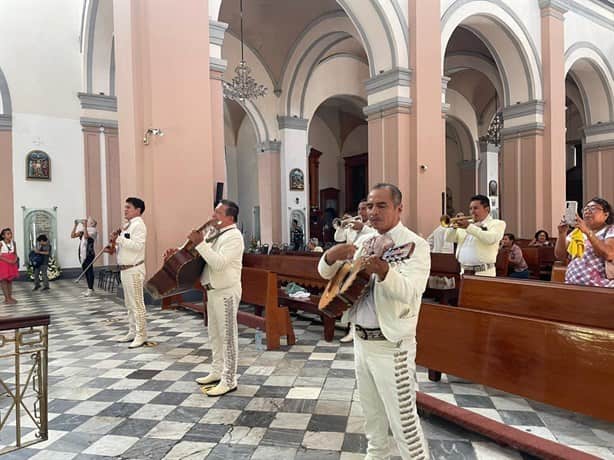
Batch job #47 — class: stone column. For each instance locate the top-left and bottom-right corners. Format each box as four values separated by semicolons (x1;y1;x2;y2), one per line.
278;116;309;244
409;0;446;235
539;0;568;233
210;19;228;194
0;116;13;231
364;69;412;223
583;123;614;204
257;141;281;245
81;124;103;256
500;102;545;237
114;0;214;274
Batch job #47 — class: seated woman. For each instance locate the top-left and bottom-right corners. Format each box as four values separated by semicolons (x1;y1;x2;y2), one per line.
555;197;614;288
500;233;529;279
529;229;552;247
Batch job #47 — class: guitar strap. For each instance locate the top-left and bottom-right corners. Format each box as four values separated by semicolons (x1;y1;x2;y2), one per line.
205;227;234;244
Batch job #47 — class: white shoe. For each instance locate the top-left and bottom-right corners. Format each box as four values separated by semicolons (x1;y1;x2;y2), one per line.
84;289;94;297
116;332;135;343
206;383;237;397
340;330;354;343
129;336;147;348
195;373;221;385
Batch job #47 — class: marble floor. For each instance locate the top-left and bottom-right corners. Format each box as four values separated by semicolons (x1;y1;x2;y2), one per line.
0;280;612;459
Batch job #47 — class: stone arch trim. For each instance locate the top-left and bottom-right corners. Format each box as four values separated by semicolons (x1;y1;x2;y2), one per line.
447;115;477;162
0;66;12;128
81;0;116;99
444;51;504;107
565;42;614;124
441;0;543;105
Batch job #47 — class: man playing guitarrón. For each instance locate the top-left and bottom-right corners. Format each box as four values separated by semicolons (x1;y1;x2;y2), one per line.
318;183;431;460
186;200;244;397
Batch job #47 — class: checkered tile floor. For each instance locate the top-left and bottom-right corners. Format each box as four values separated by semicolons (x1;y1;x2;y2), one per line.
0;280;612;459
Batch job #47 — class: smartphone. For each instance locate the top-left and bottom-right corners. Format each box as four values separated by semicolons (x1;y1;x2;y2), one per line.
565;201;578;226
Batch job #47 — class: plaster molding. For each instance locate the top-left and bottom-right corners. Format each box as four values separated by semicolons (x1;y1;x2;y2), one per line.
209;20;228;46
0;114;11;131
502;100;544;119
365;68;411;96
363;96;412;118
257;140;282;153
78;92;117;112
210;57;227;73
277;116;308;130
80;117;118;130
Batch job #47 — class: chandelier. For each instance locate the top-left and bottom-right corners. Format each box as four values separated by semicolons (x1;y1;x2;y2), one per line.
223;0;267;102
480;111;503;146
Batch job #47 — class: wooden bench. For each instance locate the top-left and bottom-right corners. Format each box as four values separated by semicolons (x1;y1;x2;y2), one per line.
243;253;341;341
424;253;460;305
161;267;295;350
416;276;614;422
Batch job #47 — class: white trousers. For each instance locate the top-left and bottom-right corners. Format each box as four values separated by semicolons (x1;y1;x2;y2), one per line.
354;333;429;460
207;284;241;387
120;266;147;339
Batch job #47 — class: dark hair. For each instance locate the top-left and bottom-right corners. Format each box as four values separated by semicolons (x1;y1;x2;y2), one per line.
0;228;11;241
534;229;549;240
470;194;490;209
220;199;239;222
36;234;48;242
504;233;515;241
372;183;402;206
587;197;613;225
126;197;146;214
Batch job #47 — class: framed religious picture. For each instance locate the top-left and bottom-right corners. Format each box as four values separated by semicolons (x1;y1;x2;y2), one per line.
289;168;304;191
489;180;498;197
26;150;51;180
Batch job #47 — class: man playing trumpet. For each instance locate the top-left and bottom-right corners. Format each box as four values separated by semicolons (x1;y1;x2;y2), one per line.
334;200;375;244
165;200;244;397
445;194;505;276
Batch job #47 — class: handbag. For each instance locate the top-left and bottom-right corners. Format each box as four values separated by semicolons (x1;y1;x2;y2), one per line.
29;250;43;268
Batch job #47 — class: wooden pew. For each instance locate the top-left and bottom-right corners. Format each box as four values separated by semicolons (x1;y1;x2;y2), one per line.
243;254;341;341
416;276;614;422
424;253;460;305
161;267;295;350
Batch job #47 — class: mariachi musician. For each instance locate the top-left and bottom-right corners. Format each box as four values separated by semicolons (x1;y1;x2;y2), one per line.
108;197;148;349
318;183;431;460
165;200;244;397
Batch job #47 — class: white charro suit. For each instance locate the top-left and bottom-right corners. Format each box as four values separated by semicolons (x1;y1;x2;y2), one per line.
116;216;148;340
445;215;506;276
196;224;244;388
319;221;431;460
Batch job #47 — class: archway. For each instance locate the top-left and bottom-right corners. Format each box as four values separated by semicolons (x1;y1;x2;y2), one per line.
0;65;13;230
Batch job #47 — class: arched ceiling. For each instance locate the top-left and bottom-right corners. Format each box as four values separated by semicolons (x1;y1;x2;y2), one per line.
219;0;344;84
312;96;366;150
445;27;492;61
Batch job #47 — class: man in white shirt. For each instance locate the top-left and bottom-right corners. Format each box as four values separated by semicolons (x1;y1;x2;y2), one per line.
426;224;454;254
319;184;430;460
188;200;245;397
112;197;148;348
445;194;506;276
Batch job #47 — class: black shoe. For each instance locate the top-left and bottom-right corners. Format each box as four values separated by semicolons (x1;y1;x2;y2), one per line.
41;286;50;291
33;286;40;291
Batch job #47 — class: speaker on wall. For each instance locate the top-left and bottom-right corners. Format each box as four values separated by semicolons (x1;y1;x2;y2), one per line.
215;182;224;205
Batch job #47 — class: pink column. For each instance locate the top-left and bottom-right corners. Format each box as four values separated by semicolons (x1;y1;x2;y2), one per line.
540;0;568;234
501;125;544;237
114;0;214;274
257;141;282;244
584;139;614;204
409;0;446;235
0;128;13;230
82;125;103;255
104;127;122;235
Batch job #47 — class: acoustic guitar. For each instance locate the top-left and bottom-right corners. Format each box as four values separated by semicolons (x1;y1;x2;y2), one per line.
318;239;416;318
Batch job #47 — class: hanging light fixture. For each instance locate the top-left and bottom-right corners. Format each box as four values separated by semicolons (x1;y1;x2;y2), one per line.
223;0;267;102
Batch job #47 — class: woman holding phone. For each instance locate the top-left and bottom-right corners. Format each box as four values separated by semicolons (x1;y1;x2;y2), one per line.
555;197;614;288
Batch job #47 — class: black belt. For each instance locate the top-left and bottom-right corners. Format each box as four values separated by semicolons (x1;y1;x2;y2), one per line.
119;261;144;271
204;283;214;291
354;324;386;341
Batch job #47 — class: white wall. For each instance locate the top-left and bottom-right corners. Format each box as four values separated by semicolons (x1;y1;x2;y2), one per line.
11;114;86;269
235;118;259;243
0;0;86;269
308;115;341;192
342;125;368;157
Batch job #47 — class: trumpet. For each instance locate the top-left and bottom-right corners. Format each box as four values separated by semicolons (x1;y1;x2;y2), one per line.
440;215;474;228
333;215;363;230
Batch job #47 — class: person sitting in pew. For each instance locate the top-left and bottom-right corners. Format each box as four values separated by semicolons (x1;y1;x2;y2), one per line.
555;197;614;288
500;233;529;279
307;237;323;253
529;229;553;247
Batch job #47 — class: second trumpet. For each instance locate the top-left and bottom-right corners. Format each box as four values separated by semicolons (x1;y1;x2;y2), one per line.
333;215;363;230
440;215;474;227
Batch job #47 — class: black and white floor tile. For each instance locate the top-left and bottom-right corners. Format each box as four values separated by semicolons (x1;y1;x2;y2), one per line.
0;280;612;459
